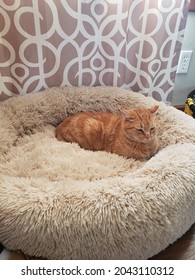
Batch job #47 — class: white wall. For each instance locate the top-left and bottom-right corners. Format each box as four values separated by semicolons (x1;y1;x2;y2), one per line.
172;12;195;105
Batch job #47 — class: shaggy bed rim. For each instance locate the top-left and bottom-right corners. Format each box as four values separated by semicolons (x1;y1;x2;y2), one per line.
0;86;195;260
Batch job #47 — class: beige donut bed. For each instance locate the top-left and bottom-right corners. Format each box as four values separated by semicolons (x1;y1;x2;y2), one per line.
0;86;195;260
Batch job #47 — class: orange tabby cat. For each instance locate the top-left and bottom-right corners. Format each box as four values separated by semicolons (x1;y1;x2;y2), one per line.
55;106;159;161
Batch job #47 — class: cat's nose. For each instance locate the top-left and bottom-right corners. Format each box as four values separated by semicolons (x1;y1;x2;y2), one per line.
145;132;150;139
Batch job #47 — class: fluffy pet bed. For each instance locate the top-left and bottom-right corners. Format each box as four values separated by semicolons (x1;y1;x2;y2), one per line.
0;86;195;260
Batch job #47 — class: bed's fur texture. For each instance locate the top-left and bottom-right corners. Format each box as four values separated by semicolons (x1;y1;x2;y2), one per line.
0;86;195;259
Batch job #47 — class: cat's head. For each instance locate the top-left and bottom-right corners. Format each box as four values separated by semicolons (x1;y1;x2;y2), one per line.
121;106;159;143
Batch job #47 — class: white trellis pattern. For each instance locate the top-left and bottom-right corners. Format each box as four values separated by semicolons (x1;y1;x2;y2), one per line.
0;0;190;103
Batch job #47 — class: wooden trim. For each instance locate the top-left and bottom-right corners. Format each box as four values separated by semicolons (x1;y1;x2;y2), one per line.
174;104;185;111
189;0;195;11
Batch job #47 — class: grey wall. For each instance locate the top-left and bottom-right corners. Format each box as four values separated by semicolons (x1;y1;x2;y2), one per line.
172;12;195;105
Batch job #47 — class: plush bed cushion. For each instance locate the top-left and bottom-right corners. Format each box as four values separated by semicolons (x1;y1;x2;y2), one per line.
0;86;195;259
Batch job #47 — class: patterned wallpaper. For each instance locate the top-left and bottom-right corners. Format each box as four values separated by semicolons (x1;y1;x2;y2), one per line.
0;0;190;103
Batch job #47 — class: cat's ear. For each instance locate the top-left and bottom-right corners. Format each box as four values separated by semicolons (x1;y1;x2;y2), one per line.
121;109;135;121
149;105;159;114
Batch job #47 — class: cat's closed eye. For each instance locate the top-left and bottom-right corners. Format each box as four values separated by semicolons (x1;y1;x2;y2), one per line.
136;128;143;132
150;127;155;131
